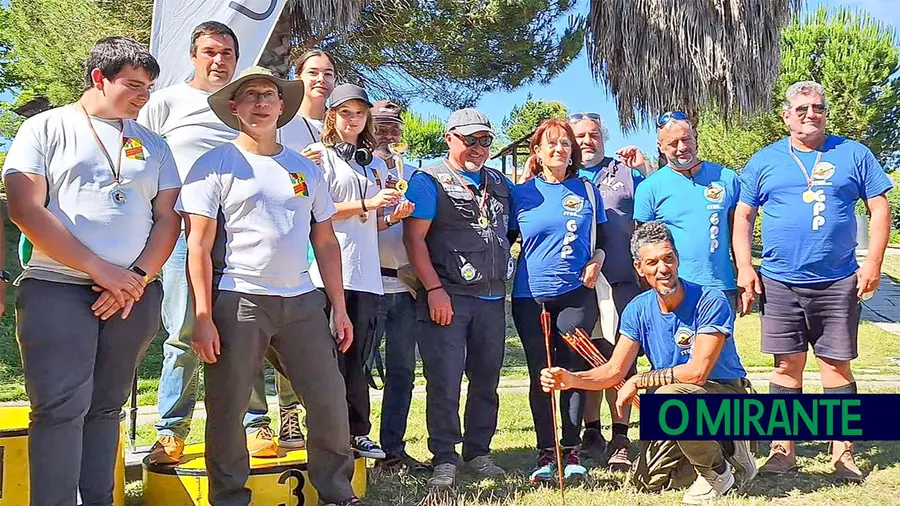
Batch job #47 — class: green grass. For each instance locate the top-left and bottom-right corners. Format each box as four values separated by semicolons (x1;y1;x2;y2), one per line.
123;387;900;506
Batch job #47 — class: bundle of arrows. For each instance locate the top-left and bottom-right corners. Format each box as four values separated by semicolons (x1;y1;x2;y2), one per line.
561;327;640;409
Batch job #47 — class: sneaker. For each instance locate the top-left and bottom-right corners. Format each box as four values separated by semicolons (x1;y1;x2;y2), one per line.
582;427;607;461
529;449;557;483
463;454;505;478
682;462;735;504
323;497;365;506
352;435;386;459
606;434;633;471
373;450;433;474
832;442;864;483
147;435;184;465
759;443;797;474
563;447;587;480
278;406;306;449
247;426;279;458
427;462;458;488
726;440;757;492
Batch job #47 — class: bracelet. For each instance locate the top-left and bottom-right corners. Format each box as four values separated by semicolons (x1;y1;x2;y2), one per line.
426;285;444;294
635;367;679;389
384;215;396;227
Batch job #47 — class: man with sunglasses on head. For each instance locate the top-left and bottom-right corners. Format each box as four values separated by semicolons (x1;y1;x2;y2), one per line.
570;112;647;469
733;81;892;482
403;108;514;488
634;111;741;303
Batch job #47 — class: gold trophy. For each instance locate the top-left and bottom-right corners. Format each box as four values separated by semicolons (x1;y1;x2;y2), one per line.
388;142;409;193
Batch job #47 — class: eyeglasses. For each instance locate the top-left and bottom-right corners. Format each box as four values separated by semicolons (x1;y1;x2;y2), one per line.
794;103;827;117
453;133;493;148
656;111;691;128
238;90;281;103
569;112;602;122
544;139;572;149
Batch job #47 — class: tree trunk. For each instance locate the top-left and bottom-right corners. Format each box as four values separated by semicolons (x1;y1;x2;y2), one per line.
257;6;293;78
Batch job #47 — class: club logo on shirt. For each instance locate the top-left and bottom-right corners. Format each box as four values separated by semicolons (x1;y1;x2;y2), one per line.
812;162;835;181
440;174;454;185
675;327;694;354
561;219;578;259
562;195;584;214
123;138;146;160
704;182;725;204
289;173;309;197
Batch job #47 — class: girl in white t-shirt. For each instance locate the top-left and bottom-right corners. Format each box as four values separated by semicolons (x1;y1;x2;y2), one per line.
279;49;336;162
309;83;413;459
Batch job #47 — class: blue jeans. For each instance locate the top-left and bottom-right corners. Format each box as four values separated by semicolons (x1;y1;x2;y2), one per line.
155;233;270;438
377;292;419;454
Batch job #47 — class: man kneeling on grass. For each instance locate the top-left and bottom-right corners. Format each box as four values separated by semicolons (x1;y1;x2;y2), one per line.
541;222;757;504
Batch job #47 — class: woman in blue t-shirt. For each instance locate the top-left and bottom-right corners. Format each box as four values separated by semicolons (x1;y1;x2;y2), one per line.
509;119;608;482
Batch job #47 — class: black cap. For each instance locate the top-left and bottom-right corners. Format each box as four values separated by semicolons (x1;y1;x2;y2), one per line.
328;84;372;109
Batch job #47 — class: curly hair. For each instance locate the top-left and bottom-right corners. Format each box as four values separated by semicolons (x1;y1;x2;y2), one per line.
320;101;377;150
528;119;582;179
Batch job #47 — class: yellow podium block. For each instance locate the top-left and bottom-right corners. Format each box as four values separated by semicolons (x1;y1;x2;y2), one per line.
143;443;367;506
0;406;125;506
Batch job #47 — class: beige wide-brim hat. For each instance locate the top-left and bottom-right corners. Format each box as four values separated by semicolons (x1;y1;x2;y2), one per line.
208;66;304;131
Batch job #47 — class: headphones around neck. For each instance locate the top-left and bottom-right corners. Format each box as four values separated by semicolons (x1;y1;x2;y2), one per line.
334;142;373;166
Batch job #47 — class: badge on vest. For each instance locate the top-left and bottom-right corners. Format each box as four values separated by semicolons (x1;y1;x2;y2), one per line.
289;173;309;197
123;138;146;161
461;262;477;281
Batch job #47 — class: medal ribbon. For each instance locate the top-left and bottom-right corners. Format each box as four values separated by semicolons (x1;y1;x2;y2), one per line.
787;140;822;191
444;162;489;221
80;104;124;185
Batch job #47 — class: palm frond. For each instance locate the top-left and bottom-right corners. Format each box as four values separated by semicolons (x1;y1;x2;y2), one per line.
586;0;805;130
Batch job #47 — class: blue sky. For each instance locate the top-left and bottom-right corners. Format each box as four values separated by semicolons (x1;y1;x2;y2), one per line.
1;0;896;153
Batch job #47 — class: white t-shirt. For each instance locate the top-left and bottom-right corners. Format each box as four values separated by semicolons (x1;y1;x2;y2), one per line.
176;142;335;297
308;142;386;295
378;159;414;294
2;105;181;283
137;83;237;181
279;115;324;154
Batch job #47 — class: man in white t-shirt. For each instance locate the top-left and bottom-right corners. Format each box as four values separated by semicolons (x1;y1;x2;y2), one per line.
369;101;429;473
138;20;291;464
178;66;362;506
2;37;181;506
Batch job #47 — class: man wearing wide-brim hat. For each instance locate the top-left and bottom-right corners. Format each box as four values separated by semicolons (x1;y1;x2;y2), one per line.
177;66;365;506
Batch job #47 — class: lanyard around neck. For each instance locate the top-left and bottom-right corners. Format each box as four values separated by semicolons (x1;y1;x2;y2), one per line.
445;162;489;216
788;140;823;190
80;104;124;184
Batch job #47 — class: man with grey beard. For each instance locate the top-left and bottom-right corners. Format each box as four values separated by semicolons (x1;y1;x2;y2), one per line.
540;222;757;503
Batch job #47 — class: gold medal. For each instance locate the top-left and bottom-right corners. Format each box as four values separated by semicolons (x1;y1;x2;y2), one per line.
395;178;408;194
111;187;127;206
477;215;490;229
359;213;369;223
802;189;816;204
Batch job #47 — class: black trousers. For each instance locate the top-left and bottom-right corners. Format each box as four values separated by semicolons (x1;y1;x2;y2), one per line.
323;289;379;437
512;286;597;449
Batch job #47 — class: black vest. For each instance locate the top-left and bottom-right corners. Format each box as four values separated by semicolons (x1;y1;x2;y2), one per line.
419;161;512;298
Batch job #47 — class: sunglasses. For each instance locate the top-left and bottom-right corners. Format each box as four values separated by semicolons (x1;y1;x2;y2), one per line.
569;112;602;122
794;103;827;117
453;132;493;148
656;111;691;128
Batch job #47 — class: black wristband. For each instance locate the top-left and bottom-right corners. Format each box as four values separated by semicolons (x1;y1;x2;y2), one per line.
426;285;444;294
130;265;148;278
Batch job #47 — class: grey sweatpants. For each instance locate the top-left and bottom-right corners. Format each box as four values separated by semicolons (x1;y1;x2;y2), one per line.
16;278;163;506
204;289;355;506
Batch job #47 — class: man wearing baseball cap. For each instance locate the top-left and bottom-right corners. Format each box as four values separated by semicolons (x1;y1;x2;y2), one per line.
178;66;362;506
403;108;514;487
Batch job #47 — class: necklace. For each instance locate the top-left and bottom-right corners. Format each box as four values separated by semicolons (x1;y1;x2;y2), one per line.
80;103;127;206
445;162;491;229
788;140;823;204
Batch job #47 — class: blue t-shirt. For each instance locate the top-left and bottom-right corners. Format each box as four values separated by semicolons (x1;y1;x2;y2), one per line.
620;280;746;380
740;136;893;284
634;162;740;290
510;177;608;298
404;164;513;300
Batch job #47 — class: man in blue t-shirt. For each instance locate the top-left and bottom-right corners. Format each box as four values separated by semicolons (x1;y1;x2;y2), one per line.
733;81;893;482
634;113;741;299
540;222;756;503
402;108;513;488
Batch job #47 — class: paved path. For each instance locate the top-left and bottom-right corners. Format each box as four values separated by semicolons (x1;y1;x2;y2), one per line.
857;248;900;335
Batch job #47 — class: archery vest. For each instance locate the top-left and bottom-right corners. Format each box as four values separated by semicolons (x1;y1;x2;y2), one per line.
419;161;513;298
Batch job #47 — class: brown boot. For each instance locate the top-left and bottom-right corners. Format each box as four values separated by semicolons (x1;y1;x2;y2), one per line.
759;442;797;474
832;441;864;483
147;435;185;465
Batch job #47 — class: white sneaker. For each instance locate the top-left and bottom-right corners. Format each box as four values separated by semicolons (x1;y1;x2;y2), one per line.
351;435;386;459
682;462;735;504
726;440;757;492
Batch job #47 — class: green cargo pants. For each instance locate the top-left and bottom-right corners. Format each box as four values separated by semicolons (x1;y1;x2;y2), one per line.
629;379;754;493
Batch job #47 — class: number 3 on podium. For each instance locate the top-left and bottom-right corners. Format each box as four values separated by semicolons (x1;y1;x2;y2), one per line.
277;468;306;506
